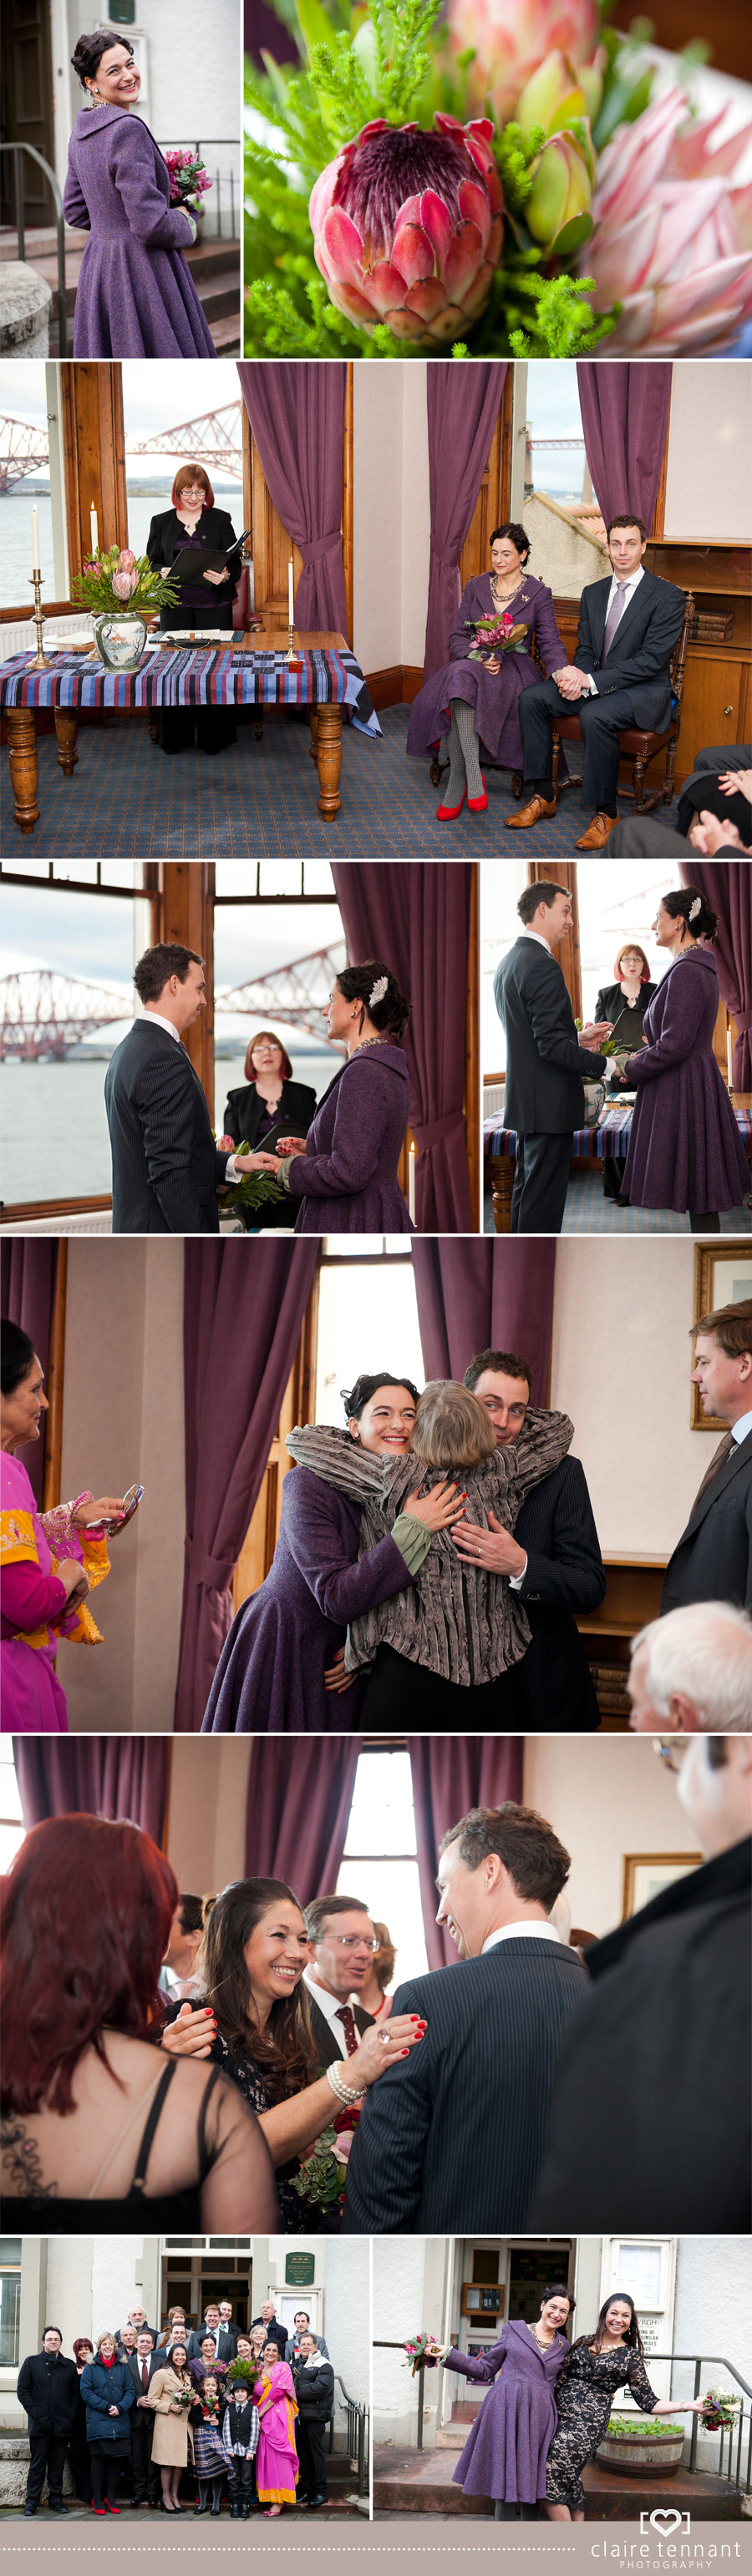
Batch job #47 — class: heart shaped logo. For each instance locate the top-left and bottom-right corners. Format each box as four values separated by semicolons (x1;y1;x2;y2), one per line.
650;2510;683;2534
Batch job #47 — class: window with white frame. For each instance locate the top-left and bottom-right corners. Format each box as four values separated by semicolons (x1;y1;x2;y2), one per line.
0;2243;22;2366
337;1747;428;1989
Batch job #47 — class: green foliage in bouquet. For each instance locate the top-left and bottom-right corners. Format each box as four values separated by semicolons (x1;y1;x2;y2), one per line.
289;2124;347;2209
242;0;656;355
226;2358;258;2391
70;546;180;617
220;1148;287;1222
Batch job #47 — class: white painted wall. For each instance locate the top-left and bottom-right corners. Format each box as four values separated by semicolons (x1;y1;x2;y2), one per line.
522;1735;694;1941
663;365;752;543
550;1237;704;1559
373;2237;439;2445
166;1735;252;1890
353;362;430;675
673;2236;752;2472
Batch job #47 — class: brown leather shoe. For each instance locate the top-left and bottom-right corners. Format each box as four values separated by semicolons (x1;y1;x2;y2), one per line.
505;795;556;830
575;812;617;848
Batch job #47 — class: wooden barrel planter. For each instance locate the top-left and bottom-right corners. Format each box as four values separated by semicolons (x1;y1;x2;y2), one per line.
597;2417;685;2477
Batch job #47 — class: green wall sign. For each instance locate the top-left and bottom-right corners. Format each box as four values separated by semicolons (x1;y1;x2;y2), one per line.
284;2251;316;2287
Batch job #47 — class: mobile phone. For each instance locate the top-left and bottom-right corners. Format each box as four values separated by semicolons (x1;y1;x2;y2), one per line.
104;1483;145;1535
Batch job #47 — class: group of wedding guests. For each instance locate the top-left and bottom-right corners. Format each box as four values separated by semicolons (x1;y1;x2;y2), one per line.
16;2297;335;2519
103;943;414;1236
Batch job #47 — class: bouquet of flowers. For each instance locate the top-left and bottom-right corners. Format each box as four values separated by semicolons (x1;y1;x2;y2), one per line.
243;0;752;357
218;1139;286;1222
171;2384;195;2410
164;147;214;212
403;2331;442;2376
71;546;180;618
465;611;528;660
700;2388;742;2432
226;2357;257;2392
290;2105;359;2213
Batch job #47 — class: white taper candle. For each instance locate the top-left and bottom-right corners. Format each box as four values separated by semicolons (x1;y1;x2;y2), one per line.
31;507;40;570
288;557;294;624
90;505;99;556
409;1142;416;1224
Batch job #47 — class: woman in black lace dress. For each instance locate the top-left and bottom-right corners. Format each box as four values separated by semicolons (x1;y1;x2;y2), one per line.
544;2295;704;2518
160;1877;425;2231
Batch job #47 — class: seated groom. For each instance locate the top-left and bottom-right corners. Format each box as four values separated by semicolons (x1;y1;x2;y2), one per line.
342;1804;588;2234
507;516;685;849
455;1347;605;1728
104;944;275;1233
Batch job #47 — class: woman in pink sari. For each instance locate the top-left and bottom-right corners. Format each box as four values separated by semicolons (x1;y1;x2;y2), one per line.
1;1322;134;1733
254;2344;299;2518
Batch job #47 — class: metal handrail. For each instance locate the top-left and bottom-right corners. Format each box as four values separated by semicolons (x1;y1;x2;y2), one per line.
323;2372;368;2498
0;144;69;357
374;2342;752;2482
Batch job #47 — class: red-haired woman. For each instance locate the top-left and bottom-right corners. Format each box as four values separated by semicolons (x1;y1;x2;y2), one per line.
146;463;241;754
592;940;657;1204
0;1814;277;2233
219;1032;318;1232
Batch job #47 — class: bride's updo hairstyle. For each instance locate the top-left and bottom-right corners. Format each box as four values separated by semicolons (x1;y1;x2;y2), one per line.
72;30;135;86
663;887;718;944
343;1372;419;1425
336;963;411;1042
490;522;531;565
409;1380;497;1472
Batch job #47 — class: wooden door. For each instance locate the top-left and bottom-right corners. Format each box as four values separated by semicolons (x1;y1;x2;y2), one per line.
1;0;55;226
231;1287;318;1609
241;369;353;641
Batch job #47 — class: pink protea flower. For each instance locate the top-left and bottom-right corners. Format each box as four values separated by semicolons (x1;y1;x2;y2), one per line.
112;565;140;600
583;88;752;352
446;0;599;124
309;114;504;346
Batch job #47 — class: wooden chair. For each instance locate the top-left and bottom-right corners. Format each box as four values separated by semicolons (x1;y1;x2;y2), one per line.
551;588;694;815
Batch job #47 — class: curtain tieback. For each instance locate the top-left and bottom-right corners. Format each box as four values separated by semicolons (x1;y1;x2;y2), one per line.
734;1009;752;1032
298;529;343;567
410;1110;465;1150
184;1534;234;1591
429;534;459;571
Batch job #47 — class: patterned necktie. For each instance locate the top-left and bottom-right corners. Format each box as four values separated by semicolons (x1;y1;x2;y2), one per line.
603;582;629;657
336;2003;358;2055
688;1429;734;1516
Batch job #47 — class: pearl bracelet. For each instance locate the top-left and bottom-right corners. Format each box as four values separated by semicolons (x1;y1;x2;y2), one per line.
326;2061;364;2108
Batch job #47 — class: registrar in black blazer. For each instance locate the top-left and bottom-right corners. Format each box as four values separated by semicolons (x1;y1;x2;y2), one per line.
495;938;607;1136
661;1425;752;1614
222;1075;318;1151
514;1455;604;1728
342;1937;588;2234
146;506;241;623
105;1019;230;1234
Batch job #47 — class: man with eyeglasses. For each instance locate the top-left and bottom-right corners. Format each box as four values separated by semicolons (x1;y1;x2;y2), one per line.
531;1733;751;2231
302;1896;376;2069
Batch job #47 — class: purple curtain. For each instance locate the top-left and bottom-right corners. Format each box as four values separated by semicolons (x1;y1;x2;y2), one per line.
245;0;297;63
411;1239;556;1404
409;1737;525;1969
0;1241;58;1508
577;362;673;532
174;1241;318;1733
332;863;473;1232
423;363;508;681
245;1737;362;1897
13;1737;169;1841
679;860;752;1088
237;363;349;637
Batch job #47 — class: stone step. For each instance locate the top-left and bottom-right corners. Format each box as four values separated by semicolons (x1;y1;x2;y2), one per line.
373;2447;744;2522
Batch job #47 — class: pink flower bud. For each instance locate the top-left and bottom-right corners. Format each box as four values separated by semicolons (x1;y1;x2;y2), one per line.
446;0;599;124
526;130;593;256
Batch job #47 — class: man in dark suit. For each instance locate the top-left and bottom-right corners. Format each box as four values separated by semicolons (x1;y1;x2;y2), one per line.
531;1734;751;2230
250;2304;287;2359
302;1895;376;2067
662;1298;752;1614
455;1348;604;1726
122;2333;162;2506
494;880;610;1232
292;2336;335;2508
17;2330;78;2518
509;516;685;848
186;2305;237;2364
104;942;275;1233
343;1804;588;2234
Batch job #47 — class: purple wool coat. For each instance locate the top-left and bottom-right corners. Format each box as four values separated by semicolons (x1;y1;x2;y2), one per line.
287;1045;414;1235
450;2323;571;2504
622;945;751;1212
406;574;564;766
63;106;216;358
201;1464;415;1733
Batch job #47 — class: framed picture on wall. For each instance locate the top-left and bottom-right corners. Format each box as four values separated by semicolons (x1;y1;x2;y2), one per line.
622;1854;701;1920
691;1246;752;1430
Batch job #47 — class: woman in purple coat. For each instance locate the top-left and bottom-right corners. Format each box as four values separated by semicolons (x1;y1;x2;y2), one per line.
426;2285;573;2519
406;524;564;821
63;32;216;359
201;1374;459;1733
272;964;414;1235
619;886;751;1226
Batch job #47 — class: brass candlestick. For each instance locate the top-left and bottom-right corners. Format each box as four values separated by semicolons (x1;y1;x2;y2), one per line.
28;567;48;672
287;621;303;671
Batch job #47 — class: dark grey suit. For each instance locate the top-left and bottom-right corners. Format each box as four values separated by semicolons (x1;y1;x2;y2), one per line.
104;1019;230;1233
342;1938;588;2233
495;937;607;1232
661;1426;752;1613
185;2325;237;2363
120;2351;160;2500
514;1455;604;1726
519;569;685;812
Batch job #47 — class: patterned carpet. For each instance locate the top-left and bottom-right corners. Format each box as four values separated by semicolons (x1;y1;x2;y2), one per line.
484;1172;751;1234
1;702;681;860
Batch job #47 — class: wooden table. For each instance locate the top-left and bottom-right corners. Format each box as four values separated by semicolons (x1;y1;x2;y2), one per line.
0;627;379;831
485;1099;752;1230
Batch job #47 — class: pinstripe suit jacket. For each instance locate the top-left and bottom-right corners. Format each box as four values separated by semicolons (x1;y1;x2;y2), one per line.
515;1455;604;1726
342;1939;589;2234
105;1020;229;1233
495;939;607;1135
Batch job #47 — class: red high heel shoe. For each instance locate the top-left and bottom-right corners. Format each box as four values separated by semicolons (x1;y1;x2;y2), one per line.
467;783;488;812
436;787;466;821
